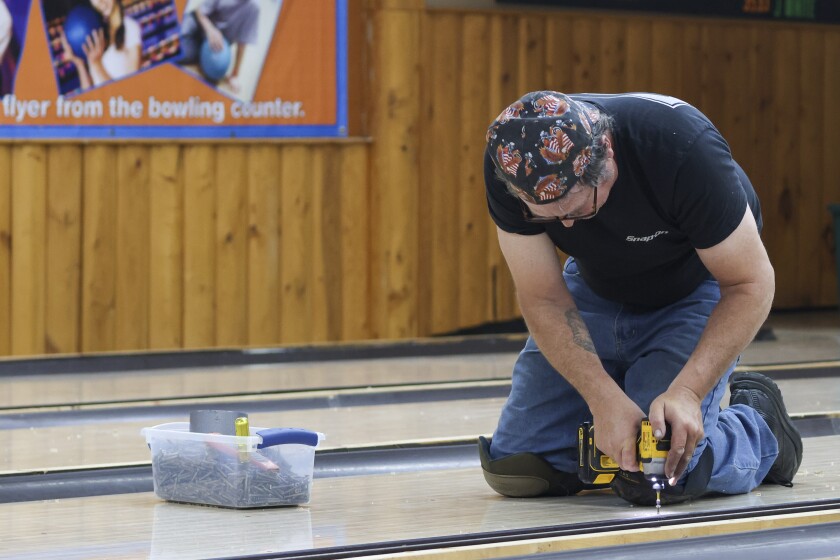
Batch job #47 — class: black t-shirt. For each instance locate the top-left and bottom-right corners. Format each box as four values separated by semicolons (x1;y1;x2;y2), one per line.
485;93;762;308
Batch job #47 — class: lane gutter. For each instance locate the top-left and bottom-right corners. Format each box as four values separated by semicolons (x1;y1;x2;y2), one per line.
207;500;840;560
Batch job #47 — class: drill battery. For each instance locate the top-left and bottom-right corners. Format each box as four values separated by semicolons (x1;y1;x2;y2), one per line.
577;418;670;485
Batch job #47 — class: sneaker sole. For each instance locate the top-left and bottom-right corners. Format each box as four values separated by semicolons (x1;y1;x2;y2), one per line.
730;372;803;467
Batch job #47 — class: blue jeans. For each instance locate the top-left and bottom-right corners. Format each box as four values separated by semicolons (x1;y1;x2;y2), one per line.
490;258;779;495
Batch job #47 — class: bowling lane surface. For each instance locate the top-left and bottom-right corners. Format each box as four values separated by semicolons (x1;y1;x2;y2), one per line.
0;352;520;410
2;435;839;560
3;375;837;474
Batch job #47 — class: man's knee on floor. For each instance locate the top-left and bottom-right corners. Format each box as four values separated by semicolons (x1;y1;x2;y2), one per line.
477;436;584;497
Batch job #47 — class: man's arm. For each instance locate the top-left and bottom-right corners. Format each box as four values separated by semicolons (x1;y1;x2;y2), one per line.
497;227;645;471
649;207;775;482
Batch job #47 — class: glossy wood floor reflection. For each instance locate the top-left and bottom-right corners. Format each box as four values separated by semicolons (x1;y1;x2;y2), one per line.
0;352;519;410
2;375;837;475
2;435;839;560
3;312;840;559
1;391;508;473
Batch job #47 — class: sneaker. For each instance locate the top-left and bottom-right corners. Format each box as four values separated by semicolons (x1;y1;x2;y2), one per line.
729;371;803;486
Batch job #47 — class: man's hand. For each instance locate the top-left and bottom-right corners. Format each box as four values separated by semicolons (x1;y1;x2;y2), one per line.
648;385;704;484
590;395;646;472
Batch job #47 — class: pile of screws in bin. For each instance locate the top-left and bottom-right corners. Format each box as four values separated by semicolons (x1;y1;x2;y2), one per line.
142;410;323;509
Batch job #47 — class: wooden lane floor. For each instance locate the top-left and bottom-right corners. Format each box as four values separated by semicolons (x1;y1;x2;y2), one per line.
2;331;838;411
3;374;839;475
2;434;839;560
3;373;840;475
0;351;521;410
1;388;508;474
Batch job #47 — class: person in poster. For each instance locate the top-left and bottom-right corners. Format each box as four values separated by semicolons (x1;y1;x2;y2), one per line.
44;0;181;95
0;2;13;64
178;0;260;94
0;0;24;95
56;0;140;89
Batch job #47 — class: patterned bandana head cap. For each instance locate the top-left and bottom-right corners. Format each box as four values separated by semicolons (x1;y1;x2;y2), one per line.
486;91;597;204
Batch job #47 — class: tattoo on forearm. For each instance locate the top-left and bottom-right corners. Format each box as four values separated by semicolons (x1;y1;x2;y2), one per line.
565;309;596;355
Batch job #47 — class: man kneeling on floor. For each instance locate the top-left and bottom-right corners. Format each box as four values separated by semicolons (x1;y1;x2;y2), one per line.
479;91;803;505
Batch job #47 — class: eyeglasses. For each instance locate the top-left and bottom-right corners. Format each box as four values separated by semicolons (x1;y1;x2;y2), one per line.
518;186;599;223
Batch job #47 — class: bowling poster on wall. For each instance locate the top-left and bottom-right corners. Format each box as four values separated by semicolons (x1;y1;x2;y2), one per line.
0;0;347;138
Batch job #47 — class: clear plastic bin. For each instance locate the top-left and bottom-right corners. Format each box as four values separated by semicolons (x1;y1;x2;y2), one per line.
142;422;323;508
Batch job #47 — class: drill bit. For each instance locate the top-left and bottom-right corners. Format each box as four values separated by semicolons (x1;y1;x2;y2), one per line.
651;478;663;513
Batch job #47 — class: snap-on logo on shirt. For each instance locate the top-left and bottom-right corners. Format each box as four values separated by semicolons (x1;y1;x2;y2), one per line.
626;230;669;242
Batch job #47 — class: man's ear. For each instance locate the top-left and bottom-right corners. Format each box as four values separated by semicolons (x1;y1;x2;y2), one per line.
603;135;614;158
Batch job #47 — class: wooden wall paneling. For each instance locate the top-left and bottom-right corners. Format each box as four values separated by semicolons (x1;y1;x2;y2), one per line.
710;25;752;176
80;145;116;353
598;17;627;93
696;22;725;128
767;28;801;307
326;145;350;341
307;146;338;342
746;24;775;259
115;146;151;350
697;24;728;139
822;31;840;305
347;0;366;136
0;146;10;354
148;146;184;349
797;29;828;306
279;145;313;344
417;12;460;336
415;12;432;337
516;15;547;93
679;21;704;108
10;145;47;355
338;143;372;340
622;18;651;92
246;145;281;346
322;145;344;341
115;146;154;405
729;27;755;156
489;245;519;324
416;12;436;333
369;3;421;339
365;6;381;339
544;14;575;94
649;20;682;97
182;145;216;348
45;145;82;354
569;16;600;92
488;14;520;323
214;146;249;347
458;14;491;330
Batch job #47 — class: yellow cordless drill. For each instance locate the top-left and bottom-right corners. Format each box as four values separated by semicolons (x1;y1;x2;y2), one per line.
578;418;671;511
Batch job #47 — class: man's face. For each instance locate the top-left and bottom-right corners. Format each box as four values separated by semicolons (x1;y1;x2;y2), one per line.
520;184;599;228
507;133;617;228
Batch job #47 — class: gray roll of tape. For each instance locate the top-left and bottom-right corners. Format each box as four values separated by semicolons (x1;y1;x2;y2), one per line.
189;410;249;435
